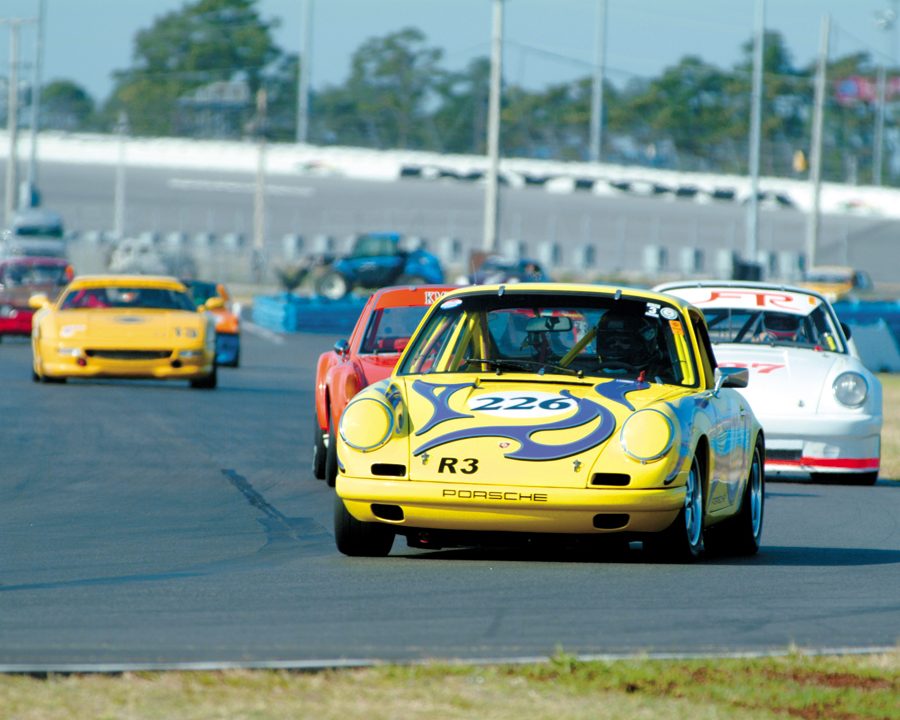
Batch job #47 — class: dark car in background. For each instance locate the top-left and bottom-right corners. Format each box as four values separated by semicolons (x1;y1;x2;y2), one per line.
314;232;445;299
458;255;550;285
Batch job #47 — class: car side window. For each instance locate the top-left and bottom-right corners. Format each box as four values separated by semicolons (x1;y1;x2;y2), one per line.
691;310;718;388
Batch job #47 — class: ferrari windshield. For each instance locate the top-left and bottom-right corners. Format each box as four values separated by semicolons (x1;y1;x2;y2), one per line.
397;291;698;386
702;305;846;352
360;305;431;354
60;286;196;311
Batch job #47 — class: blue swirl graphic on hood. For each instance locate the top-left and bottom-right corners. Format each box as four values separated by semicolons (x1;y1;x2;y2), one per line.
412;380;475;435
594;378;650;410
413;388;618;461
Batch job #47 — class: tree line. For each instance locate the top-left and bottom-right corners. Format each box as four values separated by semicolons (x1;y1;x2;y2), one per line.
26;0;898;184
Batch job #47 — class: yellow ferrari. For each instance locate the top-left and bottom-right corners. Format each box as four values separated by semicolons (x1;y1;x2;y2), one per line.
30;274;220;389
334;283;765;562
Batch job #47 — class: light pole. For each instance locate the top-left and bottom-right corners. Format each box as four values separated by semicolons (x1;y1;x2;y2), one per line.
253;88;268;282
482;0;504;253
113;111;128;240
296;0;313;143
873;2;897;186
806;14;831;271
4;20;20;227
589;0;607;164
746;0;765;264
26;0;45;201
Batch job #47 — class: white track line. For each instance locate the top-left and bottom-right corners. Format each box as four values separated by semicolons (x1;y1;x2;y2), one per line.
168;178;315;197
243;321;285;345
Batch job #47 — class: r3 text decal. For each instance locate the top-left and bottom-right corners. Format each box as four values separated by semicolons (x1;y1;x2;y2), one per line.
438;457;479;474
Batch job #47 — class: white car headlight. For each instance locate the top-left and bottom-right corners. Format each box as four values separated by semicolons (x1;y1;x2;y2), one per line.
833;372;868;408
619;409;675;463
0;304;16;318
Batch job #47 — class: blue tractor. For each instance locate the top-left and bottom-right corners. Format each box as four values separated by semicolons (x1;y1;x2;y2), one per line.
314;232;445;299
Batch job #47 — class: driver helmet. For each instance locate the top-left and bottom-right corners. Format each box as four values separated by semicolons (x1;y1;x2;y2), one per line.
597;310;658;365
762;312;800;340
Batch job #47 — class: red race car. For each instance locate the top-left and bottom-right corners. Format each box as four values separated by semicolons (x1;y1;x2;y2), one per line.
0;256;73;340
313;284;454;485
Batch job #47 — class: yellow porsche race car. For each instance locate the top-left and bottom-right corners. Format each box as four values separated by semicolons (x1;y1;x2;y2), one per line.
30;274;219;389
333;283;765;562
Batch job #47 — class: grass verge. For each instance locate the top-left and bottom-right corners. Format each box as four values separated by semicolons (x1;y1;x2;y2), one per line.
0;651;897;720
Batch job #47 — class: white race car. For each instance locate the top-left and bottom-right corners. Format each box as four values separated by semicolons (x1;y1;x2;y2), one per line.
656;281;882;485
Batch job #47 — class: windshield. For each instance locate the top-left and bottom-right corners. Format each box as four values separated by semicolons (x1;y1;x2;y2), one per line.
397;292;698;386
702;306;846;352
60;286;196;311
360;305;431;354
352;234;398;258
184;281;219;305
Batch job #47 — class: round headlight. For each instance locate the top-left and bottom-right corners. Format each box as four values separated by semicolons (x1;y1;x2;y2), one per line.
620;409;674;463
340;397;394;452
833;371;868;408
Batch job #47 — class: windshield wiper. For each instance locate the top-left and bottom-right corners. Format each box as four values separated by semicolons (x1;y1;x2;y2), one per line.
466;357;583;378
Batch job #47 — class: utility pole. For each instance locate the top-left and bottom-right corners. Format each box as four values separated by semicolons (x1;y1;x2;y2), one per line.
873;1;897;186
746;0;765;263
26;0;45;201
806;14;831;272
253;88;268;281
4;20;21;226
589;0;607;164
296;0;313;143
482;0;504;253
113;111;128;239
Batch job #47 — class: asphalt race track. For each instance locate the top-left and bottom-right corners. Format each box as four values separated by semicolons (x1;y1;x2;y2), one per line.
1;327;898;671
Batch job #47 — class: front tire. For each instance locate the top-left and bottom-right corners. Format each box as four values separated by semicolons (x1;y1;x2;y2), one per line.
710;443;764;556
324;412;338;487
649;455;705;562
334;496;394;557
190;364;217;389
312;413;327;480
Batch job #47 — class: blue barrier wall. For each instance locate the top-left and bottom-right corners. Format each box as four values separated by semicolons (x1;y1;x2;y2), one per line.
833;299;900;338
252;294;367;333
833;299;900;373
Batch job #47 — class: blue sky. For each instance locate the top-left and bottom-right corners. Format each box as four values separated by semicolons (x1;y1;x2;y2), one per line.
2;0;899;101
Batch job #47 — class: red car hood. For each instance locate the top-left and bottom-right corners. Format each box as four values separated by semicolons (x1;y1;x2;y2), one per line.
357;353;403;384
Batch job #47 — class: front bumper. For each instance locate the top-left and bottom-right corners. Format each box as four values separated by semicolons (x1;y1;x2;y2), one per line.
36;346;214;381
336;476;686;534
761;413;881;475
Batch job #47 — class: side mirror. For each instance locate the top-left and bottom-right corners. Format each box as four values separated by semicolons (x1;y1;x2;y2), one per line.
840;321;852;340
334;339;350;356
28;292;50;310
713;366;749;394
203;297;225;311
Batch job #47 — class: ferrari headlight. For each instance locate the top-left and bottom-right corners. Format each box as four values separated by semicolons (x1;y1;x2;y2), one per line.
833;372;868;408
340;397;394;452
0;304;16;318
620;409;674;463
